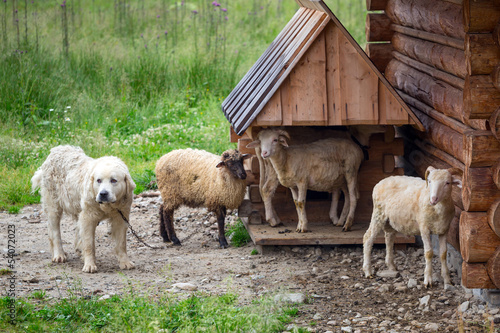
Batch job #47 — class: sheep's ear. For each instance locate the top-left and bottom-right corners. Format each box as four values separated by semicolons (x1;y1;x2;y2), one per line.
279;136;289;147
242;153;252;160
246;140;260;149
216;161;225;168
452;174;462;189
424;166;435;186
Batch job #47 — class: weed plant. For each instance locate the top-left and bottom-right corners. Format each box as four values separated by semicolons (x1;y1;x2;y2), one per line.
225;218;252;247
0;289;301;332
0;0;367;212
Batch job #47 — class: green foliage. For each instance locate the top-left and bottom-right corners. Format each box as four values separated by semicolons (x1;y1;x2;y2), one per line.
0;0;367;212
251;248;259;255
0;291;300;332
226;219;251;247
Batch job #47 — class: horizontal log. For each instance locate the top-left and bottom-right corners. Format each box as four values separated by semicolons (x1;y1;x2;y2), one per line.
392;32;466;79
366;13;393;42
463;0;500;33
462;166;500;211
460;211;500;263
487;247;500;289
488;199;500;239
386;0;465;40
386;59;464;121
365;42;393;73
391;24;464;50
462;262;497;289
492;160;500;190
366;0;387;11
463;130;500;167
465;33;500;75
392;51;464;90
406;108;466;165
413;139;465;171
396;90;469;134
464;75;500;119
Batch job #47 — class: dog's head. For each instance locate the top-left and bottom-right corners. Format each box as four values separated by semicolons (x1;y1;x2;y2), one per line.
86;157;136;205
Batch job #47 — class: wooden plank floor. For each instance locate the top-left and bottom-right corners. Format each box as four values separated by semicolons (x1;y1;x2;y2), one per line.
242;218;415;246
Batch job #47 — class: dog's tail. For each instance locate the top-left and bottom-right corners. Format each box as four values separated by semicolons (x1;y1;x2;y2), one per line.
31;169;43;194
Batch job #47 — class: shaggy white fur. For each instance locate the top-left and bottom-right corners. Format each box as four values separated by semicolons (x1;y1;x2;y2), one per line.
31;145;136;273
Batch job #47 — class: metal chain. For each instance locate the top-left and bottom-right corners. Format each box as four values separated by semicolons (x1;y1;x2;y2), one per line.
117;209;165;250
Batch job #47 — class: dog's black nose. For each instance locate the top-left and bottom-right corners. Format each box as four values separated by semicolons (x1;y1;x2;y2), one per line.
99;190;108;198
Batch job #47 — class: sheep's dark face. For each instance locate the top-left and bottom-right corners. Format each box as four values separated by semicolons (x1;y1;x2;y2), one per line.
216;150;251;180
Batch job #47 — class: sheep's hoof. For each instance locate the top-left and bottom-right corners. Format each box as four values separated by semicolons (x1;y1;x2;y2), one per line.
296;228;309;233
171;236;182;246
268;218;282;227
219;238;229;249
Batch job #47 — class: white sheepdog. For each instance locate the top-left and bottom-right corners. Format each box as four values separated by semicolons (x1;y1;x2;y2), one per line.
31;145;136;273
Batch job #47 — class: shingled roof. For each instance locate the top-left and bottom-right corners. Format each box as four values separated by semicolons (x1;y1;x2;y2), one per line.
222;0;423;135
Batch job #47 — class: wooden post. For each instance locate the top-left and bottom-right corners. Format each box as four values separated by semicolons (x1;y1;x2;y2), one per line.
465;33;500;75
366;13;393;42
464;75;500;119
463;0;500;33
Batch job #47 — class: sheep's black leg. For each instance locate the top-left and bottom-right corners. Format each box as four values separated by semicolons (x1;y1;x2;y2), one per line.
160;204;181;245
216;207;229;248
159;204;170;242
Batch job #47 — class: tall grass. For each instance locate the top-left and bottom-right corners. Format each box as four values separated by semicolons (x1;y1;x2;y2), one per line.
0;0;367;211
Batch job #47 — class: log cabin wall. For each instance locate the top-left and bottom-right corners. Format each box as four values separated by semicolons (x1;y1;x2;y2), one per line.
366;0;500;289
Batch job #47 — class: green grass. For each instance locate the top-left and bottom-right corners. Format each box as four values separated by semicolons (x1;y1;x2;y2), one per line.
0;0;367;211
0;290;300;332
226;219;252;247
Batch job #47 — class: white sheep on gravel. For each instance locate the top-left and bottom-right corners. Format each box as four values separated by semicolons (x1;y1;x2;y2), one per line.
155;148;251;248
247;128;363;233
362;166;462;288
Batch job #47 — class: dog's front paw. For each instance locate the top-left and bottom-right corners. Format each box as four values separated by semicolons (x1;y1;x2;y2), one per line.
119;261;135;270
52;253;67;263
82;262;98;273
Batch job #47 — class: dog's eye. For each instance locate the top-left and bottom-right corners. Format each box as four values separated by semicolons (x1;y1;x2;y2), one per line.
96;179;102;184
111;179;117;184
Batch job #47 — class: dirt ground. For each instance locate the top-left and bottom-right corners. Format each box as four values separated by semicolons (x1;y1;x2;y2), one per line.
1;192;499;332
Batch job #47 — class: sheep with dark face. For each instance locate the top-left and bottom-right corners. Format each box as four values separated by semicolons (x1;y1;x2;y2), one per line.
155;149;251;248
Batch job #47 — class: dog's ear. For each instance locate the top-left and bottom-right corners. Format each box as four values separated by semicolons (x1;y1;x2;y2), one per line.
83;167;97;202
125;172;136;198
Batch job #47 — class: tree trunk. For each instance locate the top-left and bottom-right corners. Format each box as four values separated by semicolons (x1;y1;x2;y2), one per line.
386;0;464;39
462;166;500;212
366;13;393;42
392;32;466;79
386;60;464;121
465;33;500;75
461;262;497;289
463;0;500;33
365;42;393;73
460;211;500;263
464;75;500;119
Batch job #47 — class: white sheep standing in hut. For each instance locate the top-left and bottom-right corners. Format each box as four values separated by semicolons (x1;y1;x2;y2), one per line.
155;149;251;248
362;166;462;288
247;128;364;232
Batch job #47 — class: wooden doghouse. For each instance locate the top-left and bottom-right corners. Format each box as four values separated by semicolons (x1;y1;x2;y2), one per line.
221;0;425;247
365;0;500;290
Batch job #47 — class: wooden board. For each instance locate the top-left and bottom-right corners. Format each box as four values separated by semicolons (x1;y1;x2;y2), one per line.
242;217;415;246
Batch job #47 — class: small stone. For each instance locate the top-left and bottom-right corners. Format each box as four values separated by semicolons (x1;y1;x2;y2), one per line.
419;295;431;308
378;284;391;293
407;278;418;288
340;327;352;333
458;301;470;313
313;313;322;320
354;283;364;289
171;283;198;291
327;320;337;326
377;270;399;278
425;323;439;331
274;293;305;304
98;294;111;301
340;275;350;280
